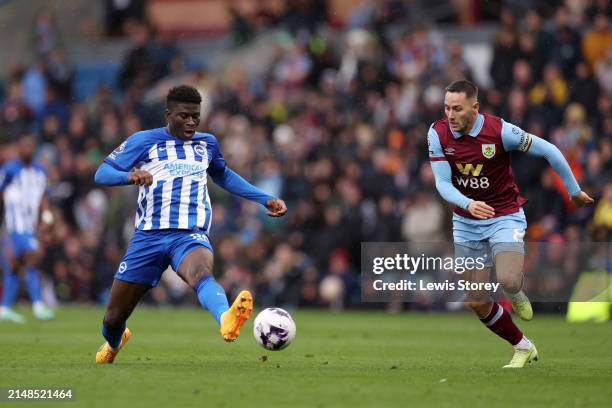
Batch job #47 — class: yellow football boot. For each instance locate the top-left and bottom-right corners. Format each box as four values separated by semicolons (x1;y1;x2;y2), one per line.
503;344;538;368
511;290;534;321
96;328;132;364
220;290;253;342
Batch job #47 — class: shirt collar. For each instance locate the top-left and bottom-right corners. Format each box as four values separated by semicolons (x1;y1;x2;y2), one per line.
451;113;484;139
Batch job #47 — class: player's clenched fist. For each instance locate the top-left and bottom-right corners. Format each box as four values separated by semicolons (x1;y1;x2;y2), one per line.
571;191;594;207
128;170;153;186
467;200;495;220
266;198;288;217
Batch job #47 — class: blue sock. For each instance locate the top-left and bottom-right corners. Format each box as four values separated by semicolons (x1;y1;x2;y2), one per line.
25;267;41;303
195;275;229;325
2;273;19;307
102;320;126;349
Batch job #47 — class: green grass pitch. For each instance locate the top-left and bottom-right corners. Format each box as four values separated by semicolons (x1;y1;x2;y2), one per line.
1;307;611;408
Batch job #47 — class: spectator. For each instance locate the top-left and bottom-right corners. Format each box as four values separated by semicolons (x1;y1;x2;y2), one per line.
0;82;32;142
547;6;582;80
104;0;146;37
31;8;59;55
570;62;601;118
45;48;74;102
594;46;612;95
21;58;47;118
118;22;154;91
490;28;519;90
593;183;612;229
582;13;612;70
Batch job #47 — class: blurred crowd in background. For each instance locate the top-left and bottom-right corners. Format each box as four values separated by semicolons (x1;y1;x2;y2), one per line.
0;0;610;311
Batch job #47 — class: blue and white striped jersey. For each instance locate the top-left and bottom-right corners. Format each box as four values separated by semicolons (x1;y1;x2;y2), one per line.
0;160;47;234
104;127;228;232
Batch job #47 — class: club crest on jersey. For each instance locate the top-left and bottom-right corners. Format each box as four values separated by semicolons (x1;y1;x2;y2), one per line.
193;143;205;156
482;144;496;159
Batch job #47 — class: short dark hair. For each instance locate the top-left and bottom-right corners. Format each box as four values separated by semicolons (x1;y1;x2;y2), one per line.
445;80;478;99
166;85;202;108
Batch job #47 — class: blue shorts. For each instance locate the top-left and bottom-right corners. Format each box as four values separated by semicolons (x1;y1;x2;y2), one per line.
453;208;527;268
6;232;39;258
115;229;213;287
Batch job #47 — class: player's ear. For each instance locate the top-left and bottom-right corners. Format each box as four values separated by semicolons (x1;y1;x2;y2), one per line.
164;108;171;123
472;100;479;111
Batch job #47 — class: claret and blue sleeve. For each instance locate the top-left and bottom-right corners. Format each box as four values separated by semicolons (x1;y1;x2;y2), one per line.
500;121;581;197
428;126;473;210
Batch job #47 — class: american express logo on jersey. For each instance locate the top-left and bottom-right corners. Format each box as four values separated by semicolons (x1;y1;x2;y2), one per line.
163;162;206;178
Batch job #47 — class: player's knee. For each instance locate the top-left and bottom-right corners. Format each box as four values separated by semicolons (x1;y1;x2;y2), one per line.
497;275;521;294
178;249;214;288
183;264;212;288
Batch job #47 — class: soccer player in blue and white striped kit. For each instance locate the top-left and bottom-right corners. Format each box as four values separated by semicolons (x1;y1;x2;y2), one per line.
0;133;55;323
94;86;287;364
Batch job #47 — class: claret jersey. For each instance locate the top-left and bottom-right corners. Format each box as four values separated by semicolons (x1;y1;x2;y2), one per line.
427;113;530;219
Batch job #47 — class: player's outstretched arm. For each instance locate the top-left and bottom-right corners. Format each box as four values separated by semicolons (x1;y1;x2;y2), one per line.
95;162;153;187
530;138;595;206
501;122;594;207
211;167;287;217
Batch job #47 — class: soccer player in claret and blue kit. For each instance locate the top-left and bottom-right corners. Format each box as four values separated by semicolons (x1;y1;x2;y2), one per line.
428;80;594;368
94;85;287;364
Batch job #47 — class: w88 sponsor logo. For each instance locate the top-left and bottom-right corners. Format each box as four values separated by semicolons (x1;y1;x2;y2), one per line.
455;176;490;189
455;163;489;189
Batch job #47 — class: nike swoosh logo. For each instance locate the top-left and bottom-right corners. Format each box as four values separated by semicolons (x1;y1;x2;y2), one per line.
158;146;166;151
